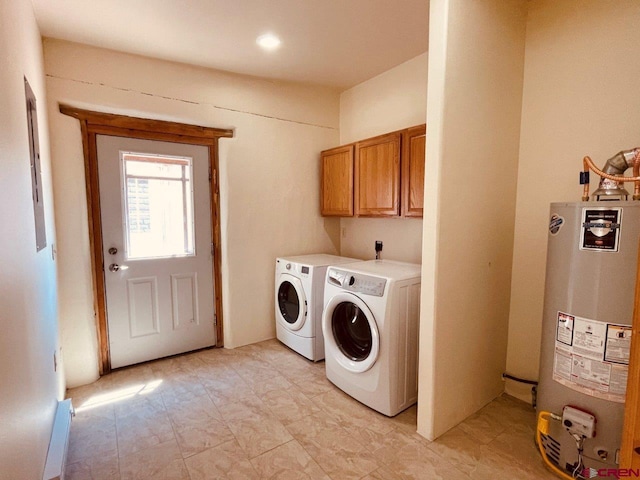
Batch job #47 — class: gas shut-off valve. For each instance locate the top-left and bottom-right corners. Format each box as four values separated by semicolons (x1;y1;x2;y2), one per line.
561;406;597;478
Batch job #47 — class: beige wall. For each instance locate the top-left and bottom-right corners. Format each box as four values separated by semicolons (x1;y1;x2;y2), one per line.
340;53;428;144
0;0;64;477
338;53;428;263
44;39;342;387
418;0;527;439
505;0;640;401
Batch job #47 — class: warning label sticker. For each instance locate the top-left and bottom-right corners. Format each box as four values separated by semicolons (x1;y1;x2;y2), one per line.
556;312;574;346
609;365;629;395
572;317;607;360
604;325;632;364
552;311;630;403
553;347;572;380
571;354;611;392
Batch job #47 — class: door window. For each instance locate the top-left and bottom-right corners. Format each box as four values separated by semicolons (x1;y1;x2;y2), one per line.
331;302;372;361
122;152;195;260
277;281;300;324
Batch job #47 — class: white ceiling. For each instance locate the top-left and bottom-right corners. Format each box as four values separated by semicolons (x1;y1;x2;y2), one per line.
30;0;429;90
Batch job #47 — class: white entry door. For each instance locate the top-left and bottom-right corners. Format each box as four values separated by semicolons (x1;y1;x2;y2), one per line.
97;135;216;368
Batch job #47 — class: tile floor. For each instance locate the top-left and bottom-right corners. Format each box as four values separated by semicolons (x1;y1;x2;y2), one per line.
65;339;558;479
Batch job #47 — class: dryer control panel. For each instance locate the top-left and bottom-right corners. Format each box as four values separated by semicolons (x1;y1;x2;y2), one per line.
327;269;386;296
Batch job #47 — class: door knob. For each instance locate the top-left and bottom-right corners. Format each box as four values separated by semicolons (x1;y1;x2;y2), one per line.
109;263;128;272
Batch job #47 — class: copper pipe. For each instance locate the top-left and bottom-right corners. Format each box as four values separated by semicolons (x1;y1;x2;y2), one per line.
582;157;591;201
582;151;640;202
633;150;640;200
583;155;640;182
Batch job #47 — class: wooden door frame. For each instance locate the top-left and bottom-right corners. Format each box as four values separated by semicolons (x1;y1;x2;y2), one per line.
621;239;640;468
60;105;233;375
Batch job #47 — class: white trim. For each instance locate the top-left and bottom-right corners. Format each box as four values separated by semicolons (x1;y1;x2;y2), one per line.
43;399;74;480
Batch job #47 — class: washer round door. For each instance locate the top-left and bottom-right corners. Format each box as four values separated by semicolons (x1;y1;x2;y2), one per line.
276;274;307;331
322;292;379;373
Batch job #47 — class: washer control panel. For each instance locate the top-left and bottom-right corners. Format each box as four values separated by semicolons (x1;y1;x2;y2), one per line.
327;268;386;296
276;259;309;277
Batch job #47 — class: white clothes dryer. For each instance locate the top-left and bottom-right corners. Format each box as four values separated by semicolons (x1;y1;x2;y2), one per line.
275;254;359;361
322;259;421;416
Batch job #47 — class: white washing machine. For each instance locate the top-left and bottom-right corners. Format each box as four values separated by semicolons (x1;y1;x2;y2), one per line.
322;259;421;416
275;254;359;361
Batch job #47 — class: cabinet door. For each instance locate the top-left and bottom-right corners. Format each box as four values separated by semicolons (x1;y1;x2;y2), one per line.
321;145;354;216
402;125;426;217
355;132;401;217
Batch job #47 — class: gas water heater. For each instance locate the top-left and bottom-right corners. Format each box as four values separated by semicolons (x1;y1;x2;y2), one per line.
537;149;640;477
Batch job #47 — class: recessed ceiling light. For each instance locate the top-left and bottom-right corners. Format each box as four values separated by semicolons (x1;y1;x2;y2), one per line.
256;33;281;51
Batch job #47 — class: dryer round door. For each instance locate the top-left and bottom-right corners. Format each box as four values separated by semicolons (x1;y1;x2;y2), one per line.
276;274;307;331
322;292;379;373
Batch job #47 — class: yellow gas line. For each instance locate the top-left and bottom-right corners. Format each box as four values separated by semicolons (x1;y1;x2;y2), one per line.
537;411;578;480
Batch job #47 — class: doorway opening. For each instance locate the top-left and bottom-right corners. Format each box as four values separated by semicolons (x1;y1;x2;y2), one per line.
60;105;233;374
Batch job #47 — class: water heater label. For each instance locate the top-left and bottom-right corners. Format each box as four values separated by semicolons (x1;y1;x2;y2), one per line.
556;312;574;345
549;213;564;235
552;311;629;403
604;325;632;364
579;208;622;252
573;316;607;359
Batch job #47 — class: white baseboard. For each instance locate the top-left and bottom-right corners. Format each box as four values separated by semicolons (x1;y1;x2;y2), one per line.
43;399;74;480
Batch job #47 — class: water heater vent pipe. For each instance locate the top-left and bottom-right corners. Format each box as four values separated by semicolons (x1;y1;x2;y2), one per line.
581;148;640;201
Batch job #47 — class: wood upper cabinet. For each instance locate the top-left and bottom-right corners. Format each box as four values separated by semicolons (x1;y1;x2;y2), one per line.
320;124;425;218
321;145;354;216
354;132;401;217
402;125;426;217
